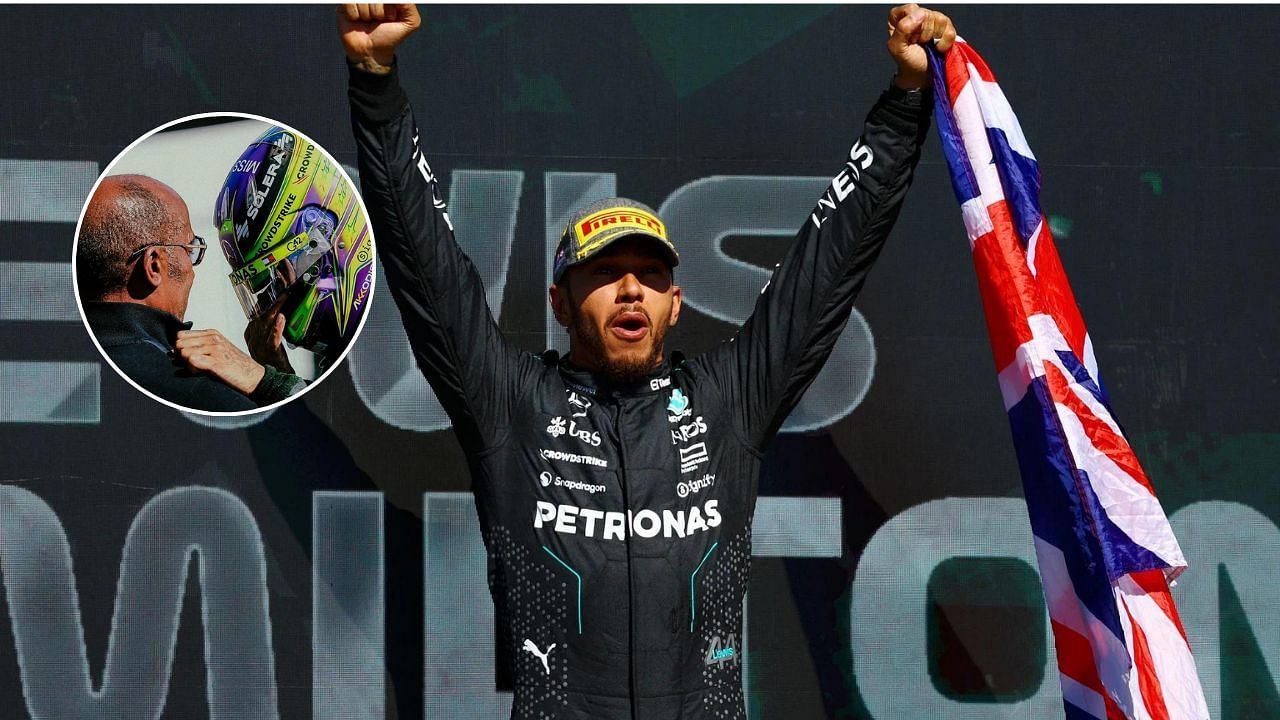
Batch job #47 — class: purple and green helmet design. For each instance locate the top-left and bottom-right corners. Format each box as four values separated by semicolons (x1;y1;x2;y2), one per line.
215;126;373;359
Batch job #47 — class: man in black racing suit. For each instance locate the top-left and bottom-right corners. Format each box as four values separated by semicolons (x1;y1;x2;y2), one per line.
339;4;956;718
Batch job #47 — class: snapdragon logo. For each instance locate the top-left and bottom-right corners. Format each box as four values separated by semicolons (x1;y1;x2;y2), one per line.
538;471;606;496
534;500;721;541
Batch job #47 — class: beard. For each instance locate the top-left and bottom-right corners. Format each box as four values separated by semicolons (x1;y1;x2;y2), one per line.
569;303;669;386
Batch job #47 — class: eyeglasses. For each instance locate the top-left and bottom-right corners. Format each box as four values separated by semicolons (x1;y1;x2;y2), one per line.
127;236;207;267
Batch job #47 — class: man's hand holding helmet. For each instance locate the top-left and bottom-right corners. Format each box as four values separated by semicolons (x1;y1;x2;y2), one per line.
244;295;295;375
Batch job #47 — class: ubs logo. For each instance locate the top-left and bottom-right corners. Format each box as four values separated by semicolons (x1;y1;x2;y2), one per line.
546;416;600;447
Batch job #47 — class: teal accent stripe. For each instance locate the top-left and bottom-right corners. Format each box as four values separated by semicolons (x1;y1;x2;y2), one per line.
542;546;583;634
689;543;719;632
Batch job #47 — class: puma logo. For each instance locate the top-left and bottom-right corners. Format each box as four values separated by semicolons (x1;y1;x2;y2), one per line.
522;638;556;676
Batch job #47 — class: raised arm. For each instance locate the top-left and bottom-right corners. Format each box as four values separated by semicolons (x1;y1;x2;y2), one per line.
699;4;954;450
341;3;526;452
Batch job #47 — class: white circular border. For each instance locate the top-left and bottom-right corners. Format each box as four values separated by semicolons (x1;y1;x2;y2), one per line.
71;111;378;418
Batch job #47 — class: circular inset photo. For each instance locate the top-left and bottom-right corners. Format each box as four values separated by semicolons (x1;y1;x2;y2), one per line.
73;113;376;415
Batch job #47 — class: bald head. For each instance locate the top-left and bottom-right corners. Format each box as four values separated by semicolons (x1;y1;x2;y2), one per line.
76;174;190;301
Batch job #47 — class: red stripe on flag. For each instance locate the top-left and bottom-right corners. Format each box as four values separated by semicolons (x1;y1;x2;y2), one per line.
1124;600;1173;720
1025;220;1090;365
1050;619;1106;694
945;41;972;107
1052;619;1130;719
972;200;1041;371
1129;569;1191;645
957;42;999;83
1042;362;1159;497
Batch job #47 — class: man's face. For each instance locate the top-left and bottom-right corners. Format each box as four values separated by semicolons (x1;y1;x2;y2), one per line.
551;237;681;384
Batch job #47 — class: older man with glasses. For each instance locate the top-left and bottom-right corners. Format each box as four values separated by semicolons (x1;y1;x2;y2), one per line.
77;173;302;411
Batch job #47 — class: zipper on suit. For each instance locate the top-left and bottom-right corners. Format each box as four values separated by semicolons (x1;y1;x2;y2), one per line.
612;399;639;720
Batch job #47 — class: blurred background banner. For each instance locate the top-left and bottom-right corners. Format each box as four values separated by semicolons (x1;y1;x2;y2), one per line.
0;5;1276;719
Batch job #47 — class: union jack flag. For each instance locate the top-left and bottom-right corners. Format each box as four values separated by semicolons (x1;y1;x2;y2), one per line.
927;40;1209;720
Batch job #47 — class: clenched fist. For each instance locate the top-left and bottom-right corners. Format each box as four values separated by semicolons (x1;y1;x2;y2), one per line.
337;3;422;74
887;4;956;90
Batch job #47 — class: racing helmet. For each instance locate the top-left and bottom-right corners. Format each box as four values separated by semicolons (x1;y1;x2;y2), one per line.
214;126;373;359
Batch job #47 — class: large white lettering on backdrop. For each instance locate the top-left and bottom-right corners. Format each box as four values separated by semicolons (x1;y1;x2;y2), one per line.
1;488;1274;719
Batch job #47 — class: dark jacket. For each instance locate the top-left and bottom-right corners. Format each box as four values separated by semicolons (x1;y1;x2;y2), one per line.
349;65;930;719
85;302;299;412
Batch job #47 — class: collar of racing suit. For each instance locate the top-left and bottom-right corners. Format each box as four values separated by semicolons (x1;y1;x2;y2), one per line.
550;350;686;400
83;300;192;354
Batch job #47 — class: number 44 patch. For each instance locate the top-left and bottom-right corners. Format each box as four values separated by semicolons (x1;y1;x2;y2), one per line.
704;633;739;666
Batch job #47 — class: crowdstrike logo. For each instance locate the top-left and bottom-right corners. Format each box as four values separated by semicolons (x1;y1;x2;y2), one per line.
677;473;715;498
261;191;299;249
534;499;722;540
292;142;314;182
538;448;609;469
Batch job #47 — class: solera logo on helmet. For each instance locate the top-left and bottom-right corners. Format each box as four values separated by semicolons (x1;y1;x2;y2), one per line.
246;135;292;221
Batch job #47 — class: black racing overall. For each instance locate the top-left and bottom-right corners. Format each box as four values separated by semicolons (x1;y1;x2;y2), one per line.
349;64;930;719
